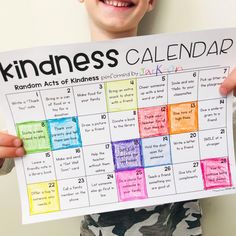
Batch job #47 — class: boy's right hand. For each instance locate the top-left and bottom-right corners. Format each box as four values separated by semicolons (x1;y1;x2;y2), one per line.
0;132;25;159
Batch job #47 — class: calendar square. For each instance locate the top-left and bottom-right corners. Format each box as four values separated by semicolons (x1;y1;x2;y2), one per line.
105;79;137;112
79;113;111;146
137;75;167;108
27;181;60;215
199;128;227;159
168;71;198;104
112;139;143;171
7;92;45;123
145;166;176;197
198;68;228;100
173;161;204;193
138;106;168;138
40;87;77;119
116;169;147;201
142;136;171;167
170;132;200;164
16;121;51;154
109;110;140;142
201;158;232;190
168;101;198;134
73;83;107;116
53;148;85;179
23;152;56;184
87;173;118;205
198;98;226;130
48;117;82;151
58;178;89;210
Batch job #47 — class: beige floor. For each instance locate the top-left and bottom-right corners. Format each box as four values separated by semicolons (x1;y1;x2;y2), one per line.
0;169;236;236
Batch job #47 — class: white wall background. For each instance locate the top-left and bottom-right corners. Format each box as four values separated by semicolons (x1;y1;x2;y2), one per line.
0;0;236;235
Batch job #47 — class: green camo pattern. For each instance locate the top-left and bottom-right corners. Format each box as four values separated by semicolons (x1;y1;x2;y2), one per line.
80;200;202;236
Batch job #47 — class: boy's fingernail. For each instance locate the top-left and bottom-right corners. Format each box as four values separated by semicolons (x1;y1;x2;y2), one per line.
15;147;25;157
220;86;228;96
13;138;22;147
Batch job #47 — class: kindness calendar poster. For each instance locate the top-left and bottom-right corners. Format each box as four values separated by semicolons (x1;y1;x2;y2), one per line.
0;28;236;224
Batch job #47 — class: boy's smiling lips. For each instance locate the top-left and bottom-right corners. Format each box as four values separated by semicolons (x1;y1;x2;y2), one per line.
100;0;135;9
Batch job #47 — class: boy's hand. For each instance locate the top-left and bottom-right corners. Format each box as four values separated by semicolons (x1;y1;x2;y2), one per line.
220;68;236;96
0;132;25;159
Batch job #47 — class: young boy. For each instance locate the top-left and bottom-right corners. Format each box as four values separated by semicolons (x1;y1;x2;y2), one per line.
0;0;236;235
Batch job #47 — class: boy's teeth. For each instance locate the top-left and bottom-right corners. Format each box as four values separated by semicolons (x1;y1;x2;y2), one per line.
103;0;131;7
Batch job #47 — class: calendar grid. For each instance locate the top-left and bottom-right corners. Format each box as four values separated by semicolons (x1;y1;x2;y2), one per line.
6;66;234;215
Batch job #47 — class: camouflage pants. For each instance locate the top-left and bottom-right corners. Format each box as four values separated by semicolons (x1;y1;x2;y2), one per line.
80;200;202;236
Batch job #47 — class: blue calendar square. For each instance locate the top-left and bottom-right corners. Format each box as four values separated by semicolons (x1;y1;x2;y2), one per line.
48;117;82;151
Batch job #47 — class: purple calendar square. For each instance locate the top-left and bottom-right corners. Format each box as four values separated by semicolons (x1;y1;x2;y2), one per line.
112;139;143;171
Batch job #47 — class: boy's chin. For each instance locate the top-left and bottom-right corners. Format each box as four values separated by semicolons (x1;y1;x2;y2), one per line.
101;18;137;32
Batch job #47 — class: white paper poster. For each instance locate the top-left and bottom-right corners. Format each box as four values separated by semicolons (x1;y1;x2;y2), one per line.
0;28;236;224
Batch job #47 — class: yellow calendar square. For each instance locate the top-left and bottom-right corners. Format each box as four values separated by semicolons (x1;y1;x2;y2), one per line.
105;79;137;112
27;181;60;215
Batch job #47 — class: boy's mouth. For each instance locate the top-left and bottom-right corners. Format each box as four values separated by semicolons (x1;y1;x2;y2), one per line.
100;0;135;8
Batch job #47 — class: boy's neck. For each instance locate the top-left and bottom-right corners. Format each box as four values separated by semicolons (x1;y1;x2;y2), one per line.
90;23;137;41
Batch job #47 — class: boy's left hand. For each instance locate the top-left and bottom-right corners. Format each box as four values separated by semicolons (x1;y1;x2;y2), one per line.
220;68;236;96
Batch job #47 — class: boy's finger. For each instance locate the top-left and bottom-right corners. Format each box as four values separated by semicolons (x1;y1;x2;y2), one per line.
0;133;22;147
220;68;236;95
0;147;25;158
